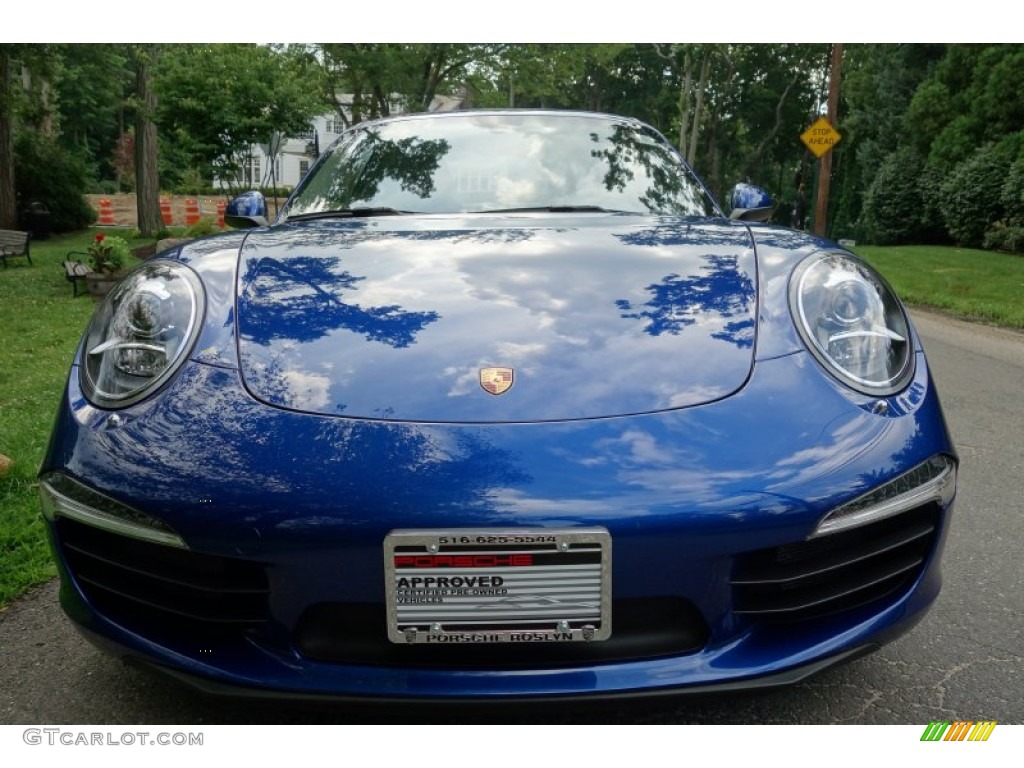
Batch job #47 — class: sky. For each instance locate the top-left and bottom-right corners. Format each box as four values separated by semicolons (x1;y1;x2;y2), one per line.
2;1;1013;44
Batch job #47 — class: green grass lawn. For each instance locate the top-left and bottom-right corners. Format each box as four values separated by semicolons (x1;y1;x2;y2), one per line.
0;237;1021;607
855;245;1024;329
0;228;150;605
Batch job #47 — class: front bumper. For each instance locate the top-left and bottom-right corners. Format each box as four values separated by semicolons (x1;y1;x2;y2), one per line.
41;348;955;700
119;641;880;704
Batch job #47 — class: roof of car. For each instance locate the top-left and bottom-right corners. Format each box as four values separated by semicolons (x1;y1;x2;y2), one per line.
351;108;647;130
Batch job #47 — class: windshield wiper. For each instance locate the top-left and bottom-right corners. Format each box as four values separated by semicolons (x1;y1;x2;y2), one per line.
287;207;411;221
476;205;630;214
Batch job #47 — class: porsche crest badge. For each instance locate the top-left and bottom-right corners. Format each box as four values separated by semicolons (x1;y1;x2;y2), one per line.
479;367;514;396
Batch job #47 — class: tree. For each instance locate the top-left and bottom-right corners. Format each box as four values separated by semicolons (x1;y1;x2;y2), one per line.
674;44;824;200
832;46;916;236
835;44;1024;246
13;131;95;231
1;43;87;231
0;44;56;228
900;45;1023;170
0;46;16;229
133;45;162;238
308;44;481;125
158;44;322;188
54;44;130;183
471;45;622;111
653;44;714;165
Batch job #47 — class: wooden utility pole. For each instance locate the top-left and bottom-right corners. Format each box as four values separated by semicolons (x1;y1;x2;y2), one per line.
813;44;843;238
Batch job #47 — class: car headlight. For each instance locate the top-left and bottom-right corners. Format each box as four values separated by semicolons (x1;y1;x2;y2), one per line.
790;252;914;395
80;261;205;408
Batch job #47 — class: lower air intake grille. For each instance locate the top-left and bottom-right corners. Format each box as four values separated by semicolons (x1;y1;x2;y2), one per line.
296;597;708;668
731;505;939;622
56;517;269;630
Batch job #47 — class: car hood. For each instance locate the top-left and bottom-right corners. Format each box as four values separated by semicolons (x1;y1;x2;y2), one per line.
235;215;757;423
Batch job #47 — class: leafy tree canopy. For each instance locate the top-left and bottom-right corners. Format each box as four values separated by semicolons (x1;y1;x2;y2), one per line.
157;44;323;180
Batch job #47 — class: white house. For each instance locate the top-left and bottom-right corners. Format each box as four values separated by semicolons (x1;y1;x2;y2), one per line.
224;94;466;191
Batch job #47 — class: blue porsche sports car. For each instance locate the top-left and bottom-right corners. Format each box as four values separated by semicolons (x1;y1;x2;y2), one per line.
40;110;956;701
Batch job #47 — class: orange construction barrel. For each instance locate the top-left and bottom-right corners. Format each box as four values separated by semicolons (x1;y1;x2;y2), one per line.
98;198;115;226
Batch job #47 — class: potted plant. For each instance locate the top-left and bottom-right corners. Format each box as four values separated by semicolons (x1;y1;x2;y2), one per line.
85;233;131;300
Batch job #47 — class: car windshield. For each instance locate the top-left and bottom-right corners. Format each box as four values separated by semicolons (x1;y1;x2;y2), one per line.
284;112;718;218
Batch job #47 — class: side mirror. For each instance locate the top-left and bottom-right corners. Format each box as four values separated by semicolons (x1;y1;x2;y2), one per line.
728;183;775;223
224;191;270;229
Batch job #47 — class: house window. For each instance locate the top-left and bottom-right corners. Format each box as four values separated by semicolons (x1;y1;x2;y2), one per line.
235;155;261;186
296;125;316;140
325;117;344;135
299;160;310;179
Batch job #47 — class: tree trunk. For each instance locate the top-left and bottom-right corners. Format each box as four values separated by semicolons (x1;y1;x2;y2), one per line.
0;48;16;229
740;71;801;180
677;51;692;156
134;45;162;238
351;85;364;125
328;94;350;131
38;77;55;136
707;118;721;202
420;47;447;110
372;84;390;118
686;52;710;169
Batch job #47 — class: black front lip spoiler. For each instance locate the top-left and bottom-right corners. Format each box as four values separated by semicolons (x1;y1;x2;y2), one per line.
125;643;879;708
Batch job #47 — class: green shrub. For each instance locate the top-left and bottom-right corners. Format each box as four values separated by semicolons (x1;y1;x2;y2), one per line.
125;227;172;242
171;183;292;198
999;157;1024;217
926;115;976;169
85;232;131;273
982;157;1024;253
13;133;96;233
185;217;218;237
861;147;927;245
915;163;950;244
983;219;1024;253
938;136;1022;247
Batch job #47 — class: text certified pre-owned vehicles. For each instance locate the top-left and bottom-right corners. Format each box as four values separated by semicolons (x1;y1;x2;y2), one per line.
41;110;956;701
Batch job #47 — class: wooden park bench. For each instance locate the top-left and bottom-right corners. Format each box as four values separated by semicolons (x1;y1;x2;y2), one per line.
0;229;32;267
62;254;91;297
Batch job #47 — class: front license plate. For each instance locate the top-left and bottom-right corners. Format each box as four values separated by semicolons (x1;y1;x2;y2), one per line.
384;528;611;644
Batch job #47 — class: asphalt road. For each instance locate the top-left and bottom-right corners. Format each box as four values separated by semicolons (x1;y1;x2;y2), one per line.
1;309;1021;725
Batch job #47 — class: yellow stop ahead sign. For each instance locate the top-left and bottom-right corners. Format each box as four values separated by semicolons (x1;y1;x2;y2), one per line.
801;117;841;158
